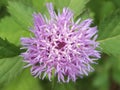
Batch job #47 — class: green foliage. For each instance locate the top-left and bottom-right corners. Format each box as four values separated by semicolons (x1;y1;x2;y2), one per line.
113;65;120;84
99;36;120;56
54;81;76;90
98;10;120;56
2;69;43;90
0;56;24;84
93;71;109;90
93;58;111;90
87;0;115;24
68;0;89;17
111;57;120;84
111;0;120;8
0;37;21;59
0;17;30;45
32;0;89;17
0;0;7;6
32;0;46;13
0;0;120;90
98;10;120;40
7;1;34;29
100;1;115;20
54;0;71;10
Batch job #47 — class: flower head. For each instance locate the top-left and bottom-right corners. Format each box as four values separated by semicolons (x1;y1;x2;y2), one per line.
21;3;100;82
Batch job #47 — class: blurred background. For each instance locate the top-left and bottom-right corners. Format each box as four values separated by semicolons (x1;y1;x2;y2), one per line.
0;0;120;90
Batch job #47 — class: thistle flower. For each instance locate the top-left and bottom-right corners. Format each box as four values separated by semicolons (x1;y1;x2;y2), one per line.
21;3;100;83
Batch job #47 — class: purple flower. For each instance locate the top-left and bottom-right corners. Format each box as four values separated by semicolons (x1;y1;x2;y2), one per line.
21;3;100;83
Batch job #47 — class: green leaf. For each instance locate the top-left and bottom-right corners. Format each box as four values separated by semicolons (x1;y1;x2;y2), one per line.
93;59;111;90
0;37;21;59
93;72;109;90
32;0;70;15
75;9;94;22
15;0;33;6
98;10;120;40
99;35;120;56
7;1;34;29
2;69;43;90
113;67;120;84
99;1;115;21
0;17;30;45
32;0;89;18
0;56;24;84
54;81;75;90
0;0;7;6
32;0;46;13
112;0;120;8
54;0;90;19
52;0;90;17
87;0;115;24
54;0;71;10
111;57;120;84
68;0;89;17
98;10;120;56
